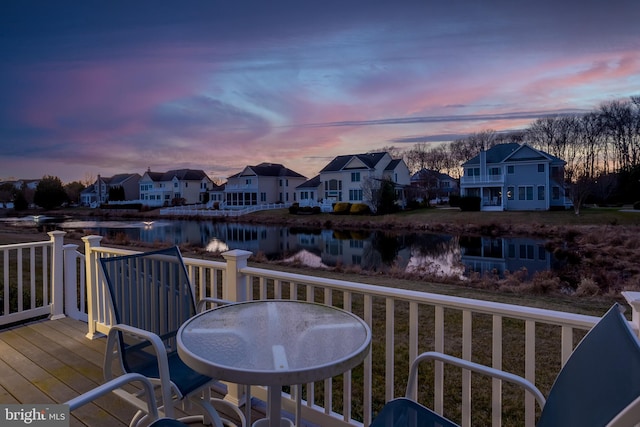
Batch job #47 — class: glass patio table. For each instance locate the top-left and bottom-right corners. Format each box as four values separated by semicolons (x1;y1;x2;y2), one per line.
177;299;372;427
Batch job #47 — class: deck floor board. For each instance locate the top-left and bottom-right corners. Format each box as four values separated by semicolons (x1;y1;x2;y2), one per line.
0;317;266;426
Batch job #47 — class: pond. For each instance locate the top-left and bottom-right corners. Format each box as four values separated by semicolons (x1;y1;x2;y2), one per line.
2;215;560;279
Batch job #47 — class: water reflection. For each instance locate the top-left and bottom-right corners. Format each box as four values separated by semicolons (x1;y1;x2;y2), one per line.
1;217;556;278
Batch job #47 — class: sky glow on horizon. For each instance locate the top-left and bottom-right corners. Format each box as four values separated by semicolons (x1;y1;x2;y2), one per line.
1;0;639;184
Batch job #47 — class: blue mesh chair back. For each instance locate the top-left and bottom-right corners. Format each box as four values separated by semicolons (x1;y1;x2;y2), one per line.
100;247;197;381
537;303;640;427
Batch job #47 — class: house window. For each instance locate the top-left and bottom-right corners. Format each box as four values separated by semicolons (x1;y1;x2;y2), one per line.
351;172;360;182
466;168;480;177
489;167;500;176
442;181;450;188
260;192;266;202
245;179;252;185
349;189;363;201
507;165;514;174
538;185;545;200
174;182;178;188
519;186;534;200
552;186;560;200
538;164;545;173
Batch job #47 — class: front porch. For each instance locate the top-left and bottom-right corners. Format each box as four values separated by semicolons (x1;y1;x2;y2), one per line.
1;231;638;426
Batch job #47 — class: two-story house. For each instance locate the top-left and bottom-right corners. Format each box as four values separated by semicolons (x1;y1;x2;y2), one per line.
410;169;458;203
80;173;141;206
224;163;307;208
460;143;568;211
296;152;411;209
139;169;212;207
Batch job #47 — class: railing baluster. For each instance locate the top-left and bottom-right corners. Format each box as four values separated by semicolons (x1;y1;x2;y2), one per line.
17;249;23;312
434;305;444;414
30;246;36;309
462;309;472;427
525;320;536;427
492;314;503;427
385;297;395;403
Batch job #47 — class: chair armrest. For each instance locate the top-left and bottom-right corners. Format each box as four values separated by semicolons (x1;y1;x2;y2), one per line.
66;372;159;420
407;351;546;410
606;395;640;427
196;297;234;313
104;324;176;418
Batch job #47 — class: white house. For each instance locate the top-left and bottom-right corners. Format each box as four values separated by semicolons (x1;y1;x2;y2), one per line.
224;163;307;208
139;169;212;207
460;143;569;211
296;152;411;209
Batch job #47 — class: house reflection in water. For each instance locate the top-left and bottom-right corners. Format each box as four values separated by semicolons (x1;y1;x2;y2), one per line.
459;236;553;277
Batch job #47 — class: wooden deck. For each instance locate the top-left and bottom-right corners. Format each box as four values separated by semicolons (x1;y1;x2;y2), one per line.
0;317;264;427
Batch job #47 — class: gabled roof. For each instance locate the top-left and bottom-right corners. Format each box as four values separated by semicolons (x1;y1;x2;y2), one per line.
229;163;306;179
297;175;321;189
144;169;209;182
462;143;565;166
80;184;96;194
102;173;140;185
384;159;403;171
320;152;388;172
411;169;454;182
163;169;209;181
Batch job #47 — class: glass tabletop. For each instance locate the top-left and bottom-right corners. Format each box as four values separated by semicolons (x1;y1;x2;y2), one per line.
177;300;371;386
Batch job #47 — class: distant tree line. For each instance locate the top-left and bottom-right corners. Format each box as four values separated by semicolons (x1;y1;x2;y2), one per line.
1;176;86;211
397;96;640;205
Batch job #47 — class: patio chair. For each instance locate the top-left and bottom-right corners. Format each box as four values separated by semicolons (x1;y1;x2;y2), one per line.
99;246;246;427
66;372;188;427
370;304;640;427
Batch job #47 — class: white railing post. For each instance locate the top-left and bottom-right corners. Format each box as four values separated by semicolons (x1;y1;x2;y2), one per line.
220;249;253;411
63;244;84;321
48;230;66;320
221;249;253;302
82;235;103;339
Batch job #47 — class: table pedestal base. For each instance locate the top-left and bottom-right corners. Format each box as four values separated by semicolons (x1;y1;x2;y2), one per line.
252;418;294;427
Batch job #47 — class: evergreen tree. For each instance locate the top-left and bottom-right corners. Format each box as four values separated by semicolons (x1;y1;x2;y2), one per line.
34;175;68;209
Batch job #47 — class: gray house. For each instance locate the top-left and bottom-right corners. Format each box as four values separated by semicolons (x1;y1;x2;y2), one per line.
460;143;569;211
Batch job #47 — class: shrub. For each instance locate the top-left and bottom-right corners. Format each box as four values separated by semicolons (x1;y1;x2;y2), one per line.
350;203;371;215
289;203;299;214
575;277;600;296
634;201;640;210
459;196;481;211
449;194;460;207
333;202;351;215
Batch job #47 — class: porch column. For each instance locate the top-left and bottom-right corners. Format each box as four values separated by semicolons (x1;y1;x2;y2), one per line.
221;249;253;303
82;235;103;339
48;231;66;320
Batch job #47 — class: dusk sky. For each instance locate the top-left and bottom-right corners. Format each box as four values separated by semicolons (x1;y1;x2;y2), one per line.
1;1;639;184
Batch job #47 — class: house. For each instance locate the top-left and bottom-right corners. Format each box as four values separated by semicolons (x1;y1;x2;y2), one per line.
460;143;569;211
139;169;212;207
299;152;411;209
205;182;226;207
224;163;307;208
410;169;458;203
80;173;141;206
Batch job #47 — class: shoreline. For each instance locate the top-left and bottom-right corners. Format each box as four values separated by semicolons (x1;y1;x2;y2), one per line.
2;206;640;301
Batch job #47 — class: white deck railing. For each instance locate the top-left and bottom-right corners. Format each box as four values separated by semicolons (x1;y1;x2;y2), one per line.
2;231;640;427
